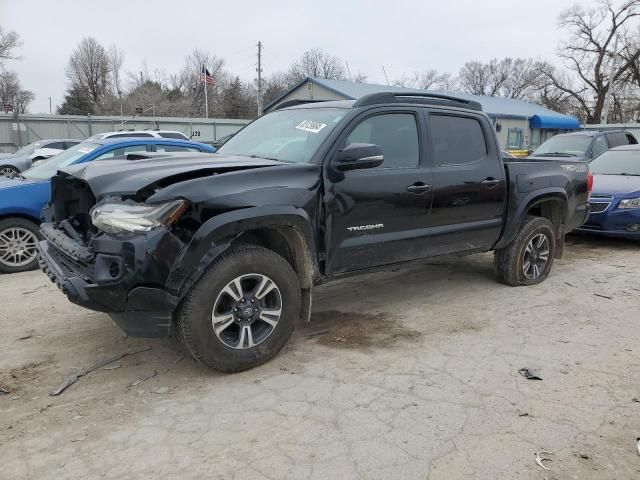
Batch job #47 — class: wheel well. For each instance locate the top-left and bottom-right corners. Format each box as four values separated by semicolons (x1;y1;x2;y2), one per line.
233;227;315;289
0;213;40;226
526;198;565;230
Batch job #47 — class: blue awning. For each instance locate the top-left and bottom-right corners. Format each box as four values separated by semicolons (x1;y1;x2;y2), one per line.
530;114;580;130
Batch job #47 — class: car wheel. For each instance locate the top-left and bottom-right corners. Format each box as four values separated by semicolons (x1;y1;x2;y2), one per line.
0;165;19;178
176;244;301;372
0;218;42;274
494;216;556;286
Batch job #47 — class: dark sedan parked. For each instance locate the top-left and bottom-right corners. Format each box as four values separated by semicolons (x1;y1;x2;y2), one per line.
578;145;640;239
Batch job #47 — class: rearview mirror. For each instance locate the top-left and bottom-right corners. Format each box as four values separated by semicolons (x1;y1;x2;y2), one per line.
335;143;384;171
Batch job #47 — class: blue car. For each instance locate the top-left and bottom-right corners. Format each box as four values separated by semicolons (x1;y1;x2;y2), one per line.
0;138;214;273
578;145;640;239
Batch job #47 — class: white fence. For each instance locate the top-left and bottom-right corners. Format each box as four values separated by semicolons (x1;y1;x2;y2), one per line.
0;113;252;153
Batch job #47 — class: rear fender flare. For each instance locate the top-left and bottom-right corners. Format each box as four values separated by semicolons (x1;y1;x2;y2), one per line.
167;206;317;298
494;188;568;250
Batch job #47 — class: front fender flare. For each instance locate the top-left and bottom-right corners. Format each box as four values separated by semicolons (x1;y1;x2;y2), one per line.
166;205;317;298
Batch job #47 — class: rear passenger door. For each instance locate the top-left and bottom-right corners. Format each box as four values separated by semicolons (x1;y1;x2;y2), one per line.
424;111;506;255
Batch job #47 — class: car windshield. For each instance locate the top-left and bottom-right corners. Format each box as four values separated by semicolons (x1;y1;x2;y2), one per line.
14;141;44;156
532;135;593;156
22;141;100;180
217;108;347;163
589;149;640;176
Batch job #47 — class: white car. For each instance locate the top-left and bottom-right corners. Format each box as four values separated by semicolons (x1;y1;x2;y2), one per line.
0;139;81;176
88;130;189;141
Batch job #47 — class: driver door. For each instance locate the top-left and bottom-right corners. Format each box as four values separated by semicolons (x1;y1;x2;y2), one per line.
324;110;433;274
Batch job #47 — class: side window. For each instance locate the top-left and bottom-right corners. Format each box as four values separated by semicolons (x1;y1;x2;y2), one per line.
46;142;65;150
591;136;608;157
431;115;488;166
605;132;626;147
344;113;419;168
64;141;80;149
108;133;154;138
156;145;200;153
626;133;638;145
158;132;189;140
94;145;148;160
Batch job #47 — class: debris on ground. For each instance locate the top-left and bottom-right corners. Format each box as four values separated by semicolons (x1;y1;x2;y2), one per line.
128;370;158;388
594;293;613;300
535;450;553;471
578;452;590;459
102;364;122;370
0;387;10;394
16;332;34;341
565;281;576;287
50;346;151;396
519;367;543;381
518;412;529;417
173;355;185;365
21;285;44;295
152;386;169;394
637;438;640;456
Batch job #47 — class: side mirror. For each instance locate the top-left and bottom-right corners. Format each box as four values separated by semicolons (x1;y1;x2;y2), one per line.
335;143;384;171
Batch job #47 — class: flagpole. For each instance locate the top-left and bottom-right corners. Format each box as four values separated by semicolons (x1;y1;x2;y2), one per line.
203;64;209;119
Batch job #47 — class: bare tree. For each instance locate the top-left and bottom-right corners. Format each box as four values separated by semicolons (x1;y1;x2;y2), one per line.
0;70;34;113
108;44;125;97
540;0;640;123
394;69;458;91
0;26;21;62
65;37;111;104
288;49;345;82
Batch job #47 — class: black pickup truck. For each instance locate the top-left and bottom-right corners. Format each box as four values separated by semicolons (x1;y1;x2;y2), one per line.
38;92;591;372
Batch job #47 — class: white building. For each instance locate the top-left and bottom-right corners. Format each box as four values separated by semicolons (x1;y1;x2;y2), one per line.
265;77;580;153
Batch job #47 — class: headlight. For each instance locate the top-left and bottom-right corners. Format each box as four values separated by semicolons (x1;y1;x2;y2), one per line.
90;200;187;234
618;197;640;209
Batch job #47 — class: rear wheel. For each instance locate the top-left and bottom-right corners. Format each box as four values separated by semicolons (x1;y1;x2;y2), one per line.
176;244;301;372
494;216;556;286
0;218;41;274
0;165;19;178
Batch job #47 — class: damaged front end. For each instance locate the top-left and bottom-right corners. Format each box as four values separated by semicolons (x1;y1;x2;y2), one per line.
38;173;190;337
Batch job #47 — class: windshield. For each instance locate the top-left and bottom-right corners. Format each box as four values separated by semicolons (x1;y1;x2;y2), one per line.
589;150;640;176
22;141;99;180
217;108;347;163
15;141;44;156
532;135;592;157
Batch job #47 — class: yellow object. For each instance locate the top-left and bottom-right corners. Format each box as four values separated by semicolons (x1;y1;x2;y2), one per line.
507;149;530;157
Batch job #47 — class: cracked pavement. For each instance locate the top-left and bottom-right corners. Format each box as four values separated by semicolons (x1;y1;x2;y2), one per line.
1;235;639;479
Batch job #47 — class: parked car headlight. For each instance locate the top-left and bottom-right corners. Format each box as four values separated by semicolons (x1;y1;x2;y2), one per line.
90;200;187;234
618;197;640;209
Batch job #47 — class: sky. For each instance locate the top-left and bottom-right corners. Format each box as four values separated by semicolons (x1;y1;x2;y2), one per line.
0;0;595;113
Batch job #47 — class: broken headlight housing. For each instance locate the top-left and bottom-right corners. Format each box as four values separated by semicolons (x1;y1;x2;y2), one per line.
90;200;187;234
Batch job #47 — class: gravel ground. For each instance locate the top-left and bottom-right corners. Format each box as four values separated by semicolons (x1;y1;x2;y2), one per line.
1;234;639;480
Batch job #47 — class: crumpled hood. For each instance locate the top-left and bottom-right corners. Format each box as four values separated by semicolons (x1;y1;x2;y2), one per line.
60;154;287;198
592;174;640;197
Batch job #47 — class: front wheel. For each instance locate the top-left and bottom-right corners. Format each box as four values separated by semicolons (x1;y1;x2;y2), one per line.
494;216;557;286
0;218;42;274
0;165;19;178
176;244;301;372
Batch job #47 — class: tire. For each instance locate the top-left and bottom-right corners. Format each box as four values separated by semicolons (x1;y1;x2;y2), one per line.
176;244;301;373
0;165;19;178
494;216;557;286
0;218;42;274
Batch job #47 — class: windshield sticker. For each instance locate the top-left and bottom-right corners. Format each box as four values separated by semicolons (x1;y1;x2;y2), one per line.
296;120;327;134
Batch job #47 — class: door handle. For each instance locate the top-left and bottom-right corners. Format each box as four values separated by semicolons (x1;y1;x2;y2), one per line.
481;178;500;189
407;183;431;193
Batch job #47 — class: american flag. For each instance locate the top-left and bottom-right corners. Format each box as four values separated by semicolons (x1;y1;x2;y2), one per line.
200;65;215;86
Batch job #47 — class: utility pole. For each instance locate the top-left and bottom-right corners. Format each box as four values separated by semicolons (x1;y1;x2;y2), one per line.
382;66;390;86
257;41;263;116
345;61;353;81
48;97;52;115
601;35;619;125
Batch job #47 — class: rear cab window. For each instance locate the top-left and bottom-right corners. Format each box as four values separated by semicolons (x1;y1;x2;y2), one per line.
158;132;189;140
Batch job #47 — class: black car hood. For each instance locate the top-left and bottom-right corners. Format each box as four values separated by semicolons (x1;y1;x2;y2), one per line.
61;154;286;198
